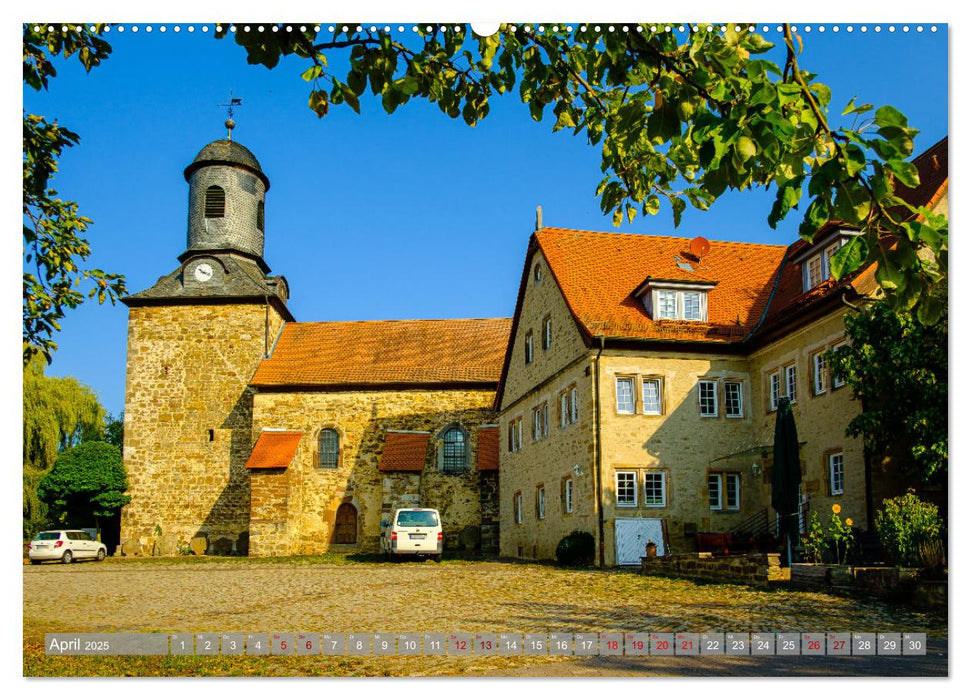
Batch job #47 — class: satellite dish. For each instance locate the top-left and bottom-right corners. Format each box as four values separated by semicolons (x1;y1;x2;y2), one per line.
689;236;711;259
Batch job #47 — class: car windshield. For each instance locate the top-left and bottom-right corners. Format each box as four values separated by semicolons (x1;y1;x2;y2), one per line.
35;532;60;541
396;511;438;527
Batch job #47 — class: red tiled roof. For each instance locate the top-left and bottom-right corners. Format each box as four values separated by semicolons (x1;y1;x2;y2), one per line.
760;137;949;332
893;136;948;220
245;431;302;469
536;228;787;343
251;318;512;388
378;432;430;472
476;427;499;472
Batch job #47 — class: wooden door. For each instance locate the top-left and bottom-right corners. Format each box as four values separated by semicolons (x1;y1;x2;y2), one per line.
615;518;665;565
334;503;358;544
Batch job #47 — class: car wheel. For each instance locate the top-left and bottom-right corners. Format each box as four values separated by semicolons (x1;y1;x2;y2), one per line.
433;555;442;563
96;548;106;561
61;550;73;564
30;559;41;565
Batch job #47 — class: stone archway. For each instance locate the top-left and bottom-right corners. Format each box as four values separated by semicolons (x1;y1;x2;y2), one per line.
334;502;358;544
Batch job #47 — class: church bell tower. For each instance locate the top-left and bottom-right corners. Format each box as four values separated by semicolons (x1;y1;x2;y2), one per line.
120;124;292;555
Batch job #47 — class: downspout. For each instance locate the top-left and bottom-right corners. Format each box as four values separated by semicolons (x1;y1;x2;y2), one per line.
593;335;606;569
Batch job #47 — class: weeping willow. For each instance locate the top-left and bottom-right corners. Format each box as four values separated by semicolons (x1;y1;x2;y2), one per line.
23;353;104;536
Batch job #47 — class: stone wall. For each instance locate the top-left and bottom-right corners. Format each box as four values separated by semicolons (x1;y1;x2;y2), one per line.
121;302;286;552
250;388;498;556
748;311;867;528
599;350;757;562
479;472;500;552
640;552;789;585
500;354;599;562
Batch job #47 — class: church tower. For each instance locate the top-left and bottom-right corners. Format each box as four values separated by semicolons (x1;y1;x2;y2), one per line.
120;130;291;555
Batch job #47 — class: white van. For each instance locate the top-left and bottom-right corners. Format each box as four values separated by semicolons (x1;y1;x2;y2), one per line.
382;508;443;561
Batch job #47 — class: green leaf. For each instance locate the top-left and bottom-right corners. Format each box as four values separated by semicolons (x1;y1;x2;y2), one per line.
875;258;906;291
643;194;661;216
916;294;943;326
612;207;623;227
885;159;920;188
842;97;874;116
874;105;908;129
830;236;868;279
308;89;329;118
300;64;323;82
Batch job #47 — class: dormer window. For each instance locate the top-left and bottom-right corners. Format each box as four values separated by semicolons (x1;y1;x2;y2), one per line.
798;230;853;292
635;278;717;322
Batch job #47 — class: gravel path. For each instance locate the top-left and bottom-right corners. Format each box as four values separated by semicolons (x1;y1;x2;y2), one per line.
24;558;946;677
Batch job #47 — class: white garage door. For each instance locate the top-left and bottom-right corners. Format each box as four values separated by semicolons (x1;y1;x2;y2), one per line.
615;518;665;565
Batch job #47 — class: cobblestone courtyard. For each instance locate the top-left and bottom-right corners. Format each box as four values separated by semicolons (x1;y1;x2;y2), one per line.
23;557;947;676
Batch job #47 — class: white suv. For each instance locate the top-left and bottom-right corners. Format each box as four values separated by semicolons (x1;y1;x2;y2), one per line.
381;508;443;562
27;530;107;564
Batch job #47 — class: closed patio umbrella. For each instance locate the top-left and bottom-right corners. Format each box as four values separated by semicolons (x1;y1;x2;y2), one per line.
771;397;801;567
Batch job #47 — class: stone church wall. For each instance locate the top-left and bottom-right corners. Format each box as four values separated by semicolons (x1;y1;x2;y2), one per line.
121;302;286;552
250;388;498;556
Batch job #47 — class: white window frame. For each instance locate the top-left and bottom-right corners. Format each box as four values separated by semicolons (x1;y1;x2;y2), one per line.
832;342;848;388
533;263;543;284
542;316;553;351
537;485;546;520
698;379;718;417
564;478;574;513
683;291;703;320
542;403;549;437
804;255;823;291
642;378;662;415
570;387;579;424
615;471;638;508
651;288;709;322
708;473;723;510
509;418;523;452
812;352;828;395
616;377;635;414
525;332;534;365
657;290;678;319
725;473;741;510
644;472;666;507
532;407;542;442
784;364;797;403
725;381;743;418
709;472;740;511
829;453;845;495
769;372;781;411
515;493;523;524
560;392;569;429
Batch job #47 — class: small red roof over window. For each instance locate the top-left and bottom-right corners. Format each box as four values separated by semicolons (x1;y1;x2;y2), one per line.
245;431;302;469
477;427;499;472
378;432;429;472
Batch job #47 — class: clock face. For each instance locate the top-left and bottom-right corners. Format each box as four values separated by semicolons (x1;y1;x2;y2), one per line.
193;262;214;282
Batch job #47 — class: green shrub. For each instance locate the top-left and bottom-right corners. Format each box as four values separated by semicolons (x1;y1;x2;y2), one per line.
555;530;595;566
798;511;825;564
875;490;943;567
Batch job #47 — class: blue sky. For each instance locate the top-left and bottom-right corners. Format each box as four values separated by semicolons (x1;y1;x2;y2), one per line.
23;23;947;416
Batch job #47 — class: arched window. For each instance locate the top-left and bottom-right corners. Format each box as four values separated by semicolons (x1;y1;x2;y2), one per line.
440;425;468;474
204;185;225;218
318;428;340;469
256;200;265;232
334;503;357;544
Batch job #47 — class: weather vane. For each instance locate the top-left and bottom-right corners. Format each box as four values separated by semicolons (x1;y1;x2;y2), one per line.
218;91;243;140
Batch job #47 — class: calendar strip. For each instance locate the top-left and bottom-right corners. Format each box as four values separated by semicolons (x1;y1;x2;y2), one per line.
44;632;926;656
